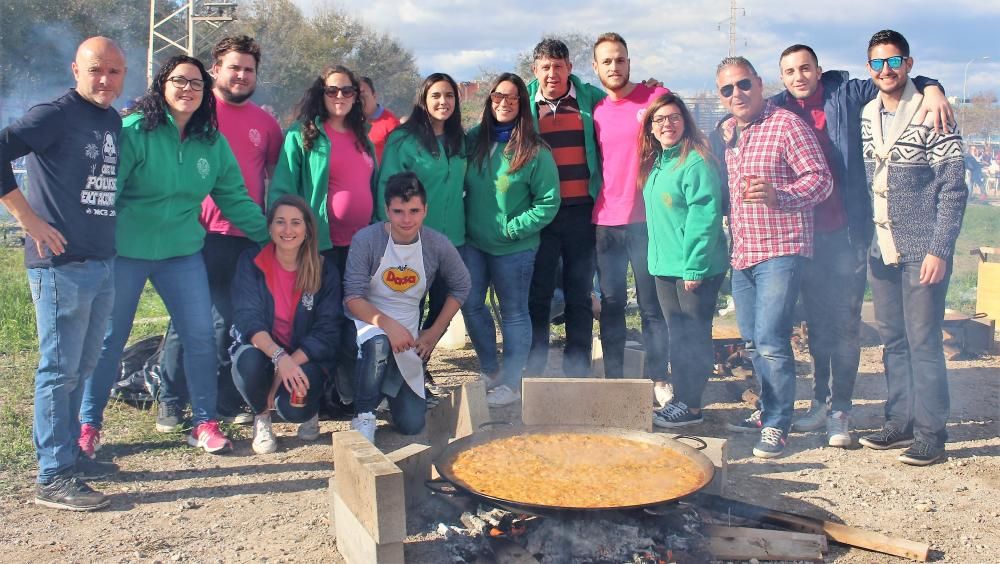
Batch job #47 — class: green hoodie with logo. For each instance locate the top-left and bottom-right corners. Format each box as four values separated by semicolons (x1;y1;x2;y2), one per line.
375;127;467;246
463;126;561;255
115;112;269;260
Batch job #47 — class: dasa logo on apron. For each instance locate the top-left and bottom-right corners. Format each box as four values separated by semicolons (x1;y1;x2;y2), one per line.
382;266;420;292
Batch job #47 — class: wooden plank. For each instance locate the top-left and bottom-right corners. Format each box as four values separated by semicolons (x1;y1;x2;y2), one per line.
706;533;823;561
706;525;827;551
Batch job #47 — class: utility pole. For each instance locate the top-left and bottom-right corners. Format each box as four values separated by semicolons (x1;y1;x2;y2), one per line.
147;1;238;86
718;0;746;57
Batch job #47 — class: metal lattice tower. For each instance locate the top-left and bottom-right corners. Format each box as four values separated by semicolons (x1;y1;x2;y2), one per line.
146;1;238;86
718;0;746;56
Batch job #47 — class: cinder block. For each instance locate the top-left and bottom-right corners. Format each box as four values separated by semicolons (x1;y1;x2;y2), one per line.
424;391;457;460
521;377;653;431
332;430;406;544
331;486;404;564
453;380;490;439
386;443;433;509
591;337;605;377
623;346;645;378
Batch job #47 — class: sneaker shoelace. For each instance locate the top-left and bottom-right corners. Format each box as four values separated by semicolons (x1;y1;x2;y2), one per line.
746;410;762;425
760;427;784;446
659;402;689;421
908;441;931;457
828;413;848;434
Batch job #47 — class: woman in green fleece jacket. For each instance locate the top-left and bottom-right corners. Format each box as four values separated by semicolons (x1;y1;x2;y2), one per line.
462;73;560;407
638;93;728;430
376;72;467;335
79;56;269;456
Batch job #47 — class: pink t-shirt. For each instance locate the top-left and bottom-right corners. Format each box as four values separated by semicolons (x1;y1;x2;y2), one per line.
200;96;283;237
271;265;298;348
324;124;375;247
592;83;670;226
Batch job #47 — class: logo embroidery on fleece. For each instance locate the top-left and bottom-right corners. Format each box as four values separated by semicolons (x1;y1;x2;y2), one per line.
197;158;211;179
382;266;420;293
661;193;673;208
248;128;262;147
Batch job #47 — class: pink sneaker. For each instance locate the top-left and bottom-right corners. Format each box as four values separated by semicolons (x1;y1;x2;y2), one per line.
78;424;101;459
187;421;232;454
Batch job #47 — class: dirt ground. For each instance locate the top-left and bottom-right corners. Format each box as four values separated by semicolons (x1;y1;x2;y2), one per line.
0;343;997;564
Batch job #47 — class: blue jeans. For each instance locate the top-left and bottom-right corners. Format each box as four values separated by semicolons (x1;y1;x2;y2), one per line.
461;245;536;388
230;345;325;423
869;256;952;449
29;259;115;483
80;253;218;427
354;335;426;435
732;256;805;433
801;229;867;412
596;223;670;379
527;205;596;376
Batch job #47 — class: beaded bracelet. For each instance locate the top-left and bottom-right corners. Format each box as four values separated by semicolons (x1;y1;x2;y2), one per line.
271;346;287;366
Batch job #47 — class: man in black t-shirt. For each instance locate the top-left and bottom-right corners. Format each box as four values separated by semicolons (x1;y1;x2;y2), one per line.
0;36;127;512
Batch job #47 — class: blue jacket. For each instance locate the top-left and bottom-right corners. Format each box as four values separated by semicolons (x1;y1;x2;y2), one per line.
230;247;345;369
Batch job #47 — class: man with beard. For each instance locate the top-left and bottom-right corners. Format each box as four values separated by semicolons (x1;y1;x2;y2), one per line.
590;32;670;397
155;35;283;432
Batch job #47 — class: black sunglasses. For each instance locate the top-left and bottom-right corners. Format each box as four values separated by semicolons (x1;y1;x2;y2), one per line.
869;56;906;72
324;85;357;98
719;78;753;98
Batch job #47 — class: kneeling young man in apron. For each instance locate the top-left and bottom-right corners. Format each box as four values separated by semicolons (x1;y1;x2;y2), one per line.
343;172;471;442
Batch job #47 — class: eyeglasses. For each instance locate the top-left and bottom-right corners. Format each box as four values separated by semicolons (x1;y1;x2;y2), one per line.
324;85;357;98
719;78;753;98
167;76;205;91
868;56;906;72
490;92;520;104
651;113;683;125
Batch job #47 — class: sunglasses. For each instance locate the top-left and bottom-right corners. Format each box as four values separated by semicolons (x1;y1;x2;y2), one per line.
719;78;753;98
868;56;906;72
167;76;205;91
489;92;520;104
651;113;683;125
324;85;357;98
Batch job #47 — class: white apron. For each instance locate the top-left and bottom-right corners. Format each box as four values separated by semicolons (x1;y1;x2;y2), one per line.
355;231;427;398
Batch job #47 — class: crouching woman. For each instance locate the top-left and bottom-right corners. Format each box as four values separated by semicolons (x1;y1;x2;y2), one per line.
230;195;344;454
344;172;470;442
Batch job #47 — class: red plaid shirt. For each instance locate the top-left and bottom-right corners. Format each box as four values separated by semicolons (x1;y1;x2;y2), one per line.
723;102;832;270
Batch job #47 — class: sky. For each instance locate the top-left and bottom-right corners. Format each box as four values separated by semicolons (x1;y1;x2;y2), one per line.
293;0;1000;99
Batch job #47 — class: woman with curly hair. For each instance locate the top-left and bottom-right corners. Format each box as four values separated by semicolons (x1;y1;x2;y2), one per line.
78;55;269;455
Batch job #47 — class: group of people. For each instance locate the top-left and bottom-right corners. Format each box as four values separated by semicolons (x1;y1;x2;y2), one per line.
0;27;967;513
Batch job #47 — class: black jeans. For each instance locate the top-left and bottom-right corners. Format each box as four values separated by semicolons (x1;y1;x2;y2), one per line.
321;246;357;404
801;229;867;412
230;345;325;423
526;205;596;376
655;273;725;409
596;223;669;379
354;335;426;435
158;234;257;411
869;256;952;449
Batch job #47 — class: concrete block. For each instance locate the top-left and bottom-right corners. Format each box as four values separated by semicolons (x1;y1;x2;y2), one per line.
453;379;490;439
521;377;653;431
591;337;605;377
386;443;433;509
623;346;645;378
424;391;457;460
331;486;404;564
332;430;406;544
675;435;728;496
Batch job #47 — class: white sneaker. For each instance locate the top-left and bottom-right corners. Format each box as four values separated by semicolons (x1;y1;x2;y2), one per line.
251;413;277;454
351;412;377;443
827;411;851;448
792;401;828;432
654;383;674;408
296;414;320;441
486;384;521;407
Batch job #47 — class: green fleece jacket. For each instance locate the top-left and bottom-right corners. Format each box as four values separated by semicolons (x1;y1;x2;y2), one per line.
115;112;268;260
375;128;467;246
269;119;379;251
463;127;561;255
525;74;606;201
643;146;728;280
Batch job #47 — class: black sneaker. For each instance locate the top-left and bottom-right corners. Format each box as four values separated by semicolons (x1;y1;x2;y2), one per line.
898;441;944;466
35;475;110;512
74;456;119;480
726;409;762;433
752;427;787;458
156;401;184;432
859;424;914;450
653;401;703;428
